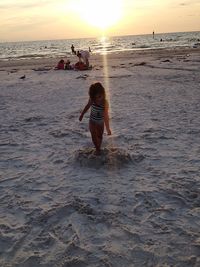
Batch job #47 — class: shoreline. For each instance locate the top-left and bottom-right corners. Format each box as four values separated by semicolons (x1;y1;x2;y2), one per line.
0;46;200;71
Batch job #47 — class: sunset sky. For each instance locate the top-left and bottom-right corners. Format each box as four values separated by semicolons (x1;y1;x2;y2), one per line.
0;0;199;42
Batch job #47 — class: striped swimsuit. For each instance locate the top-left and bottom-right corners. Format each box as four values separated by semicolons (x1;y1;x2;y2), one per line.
90;102;105;124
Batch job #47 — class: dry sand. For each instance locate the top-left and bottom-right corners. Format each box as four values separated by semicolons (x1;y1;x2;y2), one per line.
0;47;200;267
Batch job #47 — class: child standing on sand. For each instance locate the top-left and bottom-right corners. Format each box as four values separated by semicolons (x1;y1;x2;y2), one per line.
79;82;112;155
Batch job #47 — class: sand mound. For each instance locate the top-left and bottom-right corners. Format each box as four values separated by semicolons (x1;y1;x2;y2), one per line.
74;147;144;169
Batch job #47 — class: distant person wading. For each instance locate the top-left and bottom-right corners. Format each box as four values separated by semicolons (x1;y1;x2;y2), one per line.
71;44;76;55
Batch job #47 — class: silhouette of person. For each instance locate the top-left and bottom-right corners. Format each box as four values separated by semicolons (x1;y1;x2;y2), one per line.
71;44;76;55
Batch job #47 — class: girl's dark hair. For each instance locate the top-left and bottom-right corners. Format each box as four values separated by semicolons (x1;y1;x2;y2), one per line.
89;82;106;101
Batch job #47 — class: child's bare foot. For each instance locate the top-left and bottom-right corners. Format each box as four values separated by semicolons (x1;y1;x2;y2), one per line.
94;149;101;156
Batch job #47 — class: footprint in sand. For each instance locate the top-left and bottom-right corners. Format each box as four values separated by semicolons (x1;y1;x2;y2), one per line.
73;147;144;169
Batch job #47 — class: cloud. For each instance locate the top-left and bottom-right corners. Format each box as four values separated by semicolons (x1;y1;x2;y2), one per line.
178;0;200;6
0;0;65;10
1;15;55;28
0;0;61;32
166;0;200;9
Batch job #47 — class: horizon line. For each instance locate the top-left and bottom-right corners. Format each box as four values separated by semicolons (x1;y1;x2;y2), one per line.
0;30;199;44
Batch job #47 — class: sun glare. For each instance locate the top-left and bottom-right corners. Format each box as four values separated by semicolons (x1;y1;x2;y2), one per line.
75;0;123;30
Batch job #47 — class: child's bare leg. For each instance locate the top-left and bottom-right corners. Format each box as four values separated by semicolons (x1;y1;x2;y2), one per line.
96;123;104;150
89;122;100;152
89;122;104;154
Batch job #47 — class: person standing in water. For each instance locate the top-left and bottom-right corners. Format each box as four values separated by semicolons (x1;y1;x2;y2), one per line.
71;44;76;55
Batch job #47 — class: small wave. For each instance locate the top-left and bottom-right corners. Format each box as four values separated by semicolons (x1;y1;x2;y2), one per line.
94;44;117;50
189;38;200;42
193;43;200;48
137;45;150;49
17;54;47;59
165;38;174;42
1;31;199;60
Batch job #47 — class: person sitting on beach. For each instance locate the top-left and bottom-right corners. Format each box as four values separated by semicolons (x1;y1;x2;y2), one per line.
74;61;88;71
79;82;111;155
77;50;90;69
55;59;65;70
65;59;73;70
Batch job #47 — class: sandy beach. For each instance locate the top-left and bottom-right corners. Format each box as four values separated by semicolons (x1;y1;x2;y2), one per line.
0;47;200;267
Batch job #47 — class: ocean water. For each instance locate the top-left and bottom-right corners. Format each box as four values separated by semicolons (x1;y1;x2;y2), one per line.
0;31;199;61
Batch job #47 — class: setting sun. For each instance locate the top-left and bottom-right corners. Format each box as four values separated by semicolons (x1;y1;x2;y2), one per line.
0;0;200;41
72;0;123;30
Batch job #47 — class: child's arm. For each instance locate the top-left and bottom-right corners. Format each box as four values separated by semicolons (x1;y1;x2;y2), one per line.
79;99;91;121
104;101;111;135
